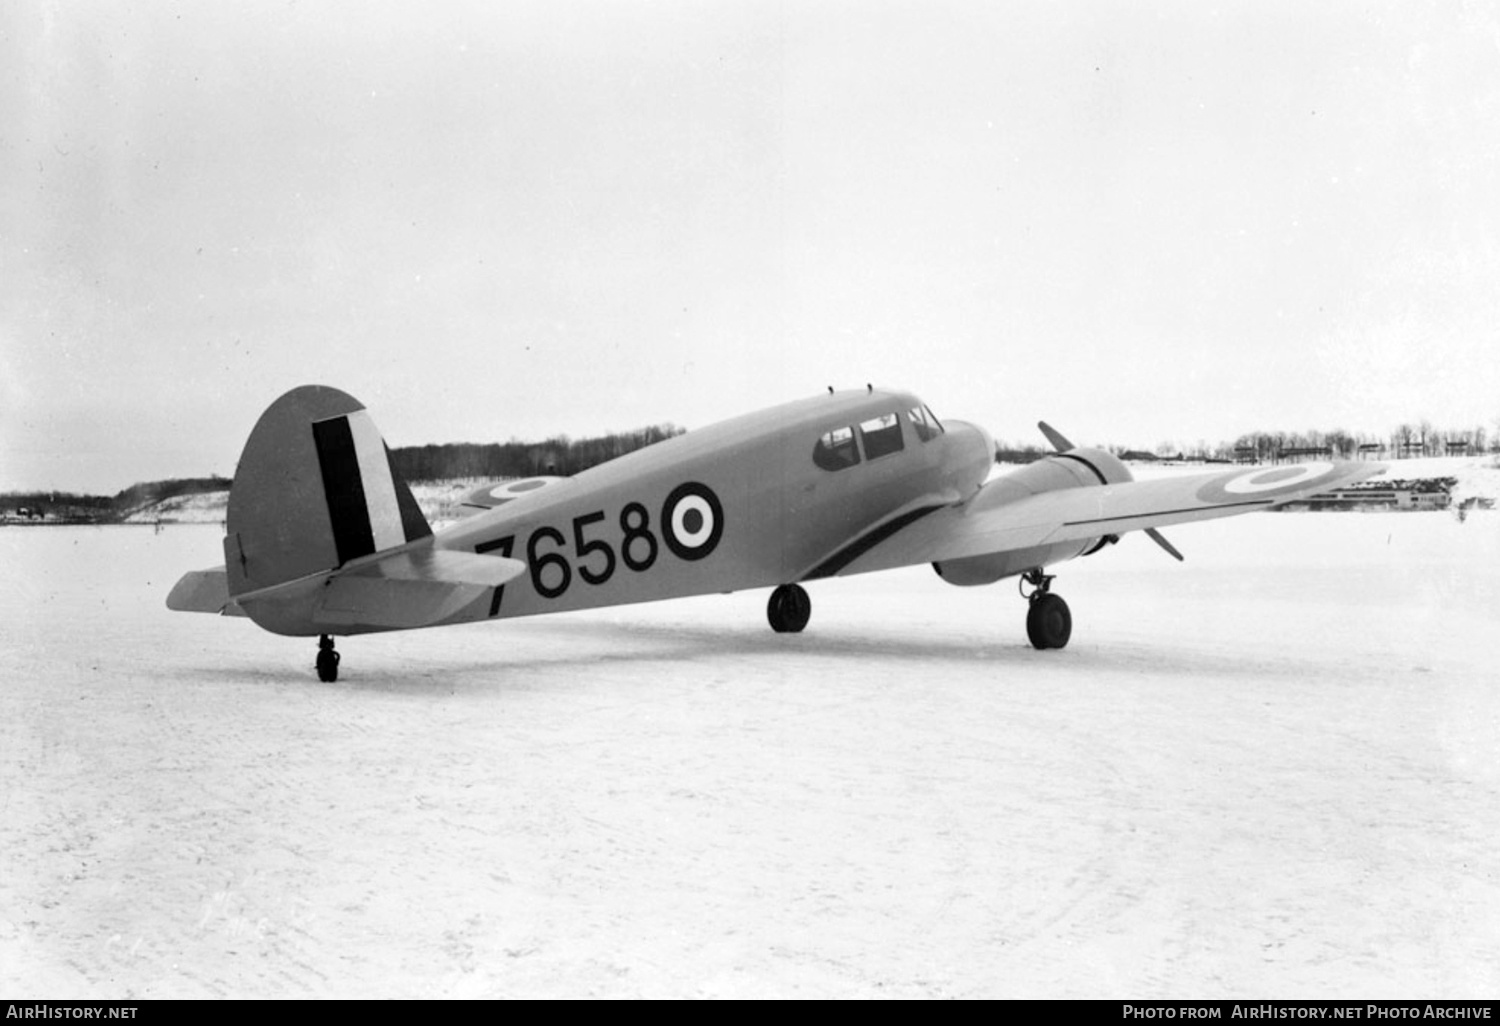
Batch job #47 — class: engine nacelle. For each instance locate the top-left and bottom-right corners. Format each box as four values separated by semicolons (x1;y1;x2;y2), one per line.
932;447;1133;586
933;540;1094;586
972;447;1132;510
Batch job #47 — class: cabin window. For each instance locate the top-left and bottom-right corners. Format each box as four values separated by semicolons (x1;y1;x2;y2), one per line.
907;406;940;442
859;413;905;460
813;425;861;471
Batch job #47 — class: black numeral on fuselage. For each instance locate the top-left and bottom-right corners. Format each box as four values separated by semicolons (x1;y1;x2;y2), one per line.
619;502;658;572
475;534;516;616
476;484;721;614
526;526;572;599
572;511;616;586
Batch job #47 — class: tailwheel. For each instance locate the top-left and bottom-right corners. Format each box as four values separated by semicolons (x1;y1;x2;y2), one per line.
316;634;341;682
767;584;812;634
1020;569;1071;650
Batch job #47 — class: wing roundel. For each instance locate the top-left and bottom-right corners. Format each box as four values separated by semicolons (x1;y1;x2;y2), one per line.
1194;462;1343;503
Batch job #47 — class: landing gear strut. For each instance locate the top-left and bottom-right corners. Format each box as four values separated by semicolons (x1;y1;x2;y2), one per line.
767;584;811;634
316;634;341;682
1020;569;1071;650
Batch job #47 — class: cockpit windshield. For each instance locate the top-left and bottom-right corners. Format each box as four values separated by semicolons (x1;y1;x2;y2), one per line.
815;402;941;471
907;405;942;442
860;413;905;460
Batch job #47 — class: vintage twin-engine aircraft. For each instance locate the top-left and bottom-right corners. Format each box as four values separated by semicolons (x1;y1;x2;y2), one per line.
169;385;1379;680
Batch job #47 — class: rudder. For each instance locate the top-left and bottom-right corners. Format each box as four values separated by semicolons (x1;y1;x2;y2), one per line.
224;386;431;597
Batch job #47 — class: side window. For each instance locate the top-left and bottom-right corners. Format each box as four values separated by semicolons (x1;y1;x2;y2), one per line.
813;425;861;471
907;406;939;442
859;413;905;460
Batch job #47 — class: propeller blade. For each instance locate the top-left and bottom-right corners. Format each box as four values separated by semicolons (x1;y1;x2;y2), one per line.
1037;421;1074;452
1145;527;1185;562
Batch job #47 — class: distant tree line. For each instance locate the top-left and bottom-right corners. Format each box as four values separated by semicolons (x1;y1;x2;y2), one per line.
2;490;116;519
1221;421;1491;462
994;419;1497;464
389;423;685;481
994;443;1050;464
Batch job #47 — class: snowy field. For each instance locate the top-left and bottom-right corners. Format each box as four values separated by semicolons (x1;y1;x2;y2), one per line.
2;513;1497;998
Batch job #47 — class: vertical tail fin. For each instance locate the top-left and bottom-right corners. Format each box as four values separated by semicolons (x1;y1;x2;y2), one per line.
225;386;430;597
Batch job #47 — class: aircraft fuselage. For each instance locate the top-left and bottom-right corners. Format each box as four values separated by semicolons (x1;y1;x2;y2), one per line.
428;388;994;628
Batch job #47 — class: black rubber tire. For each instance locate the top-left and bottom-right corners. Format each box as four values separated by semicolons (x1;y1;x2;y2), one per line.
1025;593;1072;650
316;648;339;683
767;589;786;632
781;584;810;633
767;584;811;634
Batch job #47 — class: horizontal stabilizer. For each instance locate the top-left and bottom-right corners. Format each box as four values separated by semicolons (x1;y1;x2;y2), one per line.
166;568;247;616
313;577;490;629
314;549;525;628
343;548;527;587
217;542;526;633
172;545;524;632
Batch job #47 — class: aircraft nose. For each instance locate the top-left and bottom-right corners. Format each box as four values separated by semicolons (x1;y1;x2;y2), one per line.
942;419;995;474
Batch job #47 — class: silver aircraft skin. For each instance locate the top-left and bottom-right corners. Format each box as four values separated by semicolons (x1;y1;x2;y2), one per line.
169;385;1380;680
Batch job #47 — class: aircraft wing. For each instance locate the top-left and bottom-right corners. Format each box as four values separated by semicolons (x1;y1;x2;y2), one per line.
836;460;1384;576
456;476;572;514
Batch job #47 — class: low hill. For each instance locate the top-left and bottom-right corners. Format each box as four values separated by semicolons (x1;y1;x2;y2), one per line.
117;480;490;527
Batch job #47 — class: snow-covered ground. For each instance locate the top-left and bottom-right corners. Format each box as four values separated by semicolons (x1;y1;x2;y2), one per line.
2;513;1497;997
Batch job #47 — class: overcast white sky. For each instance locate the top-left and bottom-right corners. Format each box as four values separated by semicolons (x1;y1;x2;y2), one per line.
4;1;1499;493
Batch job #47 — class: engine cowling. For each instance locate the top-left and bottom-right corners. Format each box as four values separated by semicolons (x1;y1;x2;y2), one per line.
931;447;1132;586
980;446;1132;503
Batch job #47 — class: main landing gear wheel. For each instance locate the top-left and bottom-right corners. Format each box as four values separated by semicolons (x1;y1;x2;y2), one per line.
316;635;341;682
1026;594;1072;650
767;584;811;634
1020;570;1072;650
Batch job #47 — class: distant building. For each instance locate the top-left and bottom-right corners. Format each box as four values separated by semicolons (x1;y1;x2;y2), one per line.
1277;446;1332;463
